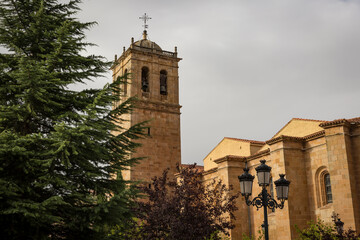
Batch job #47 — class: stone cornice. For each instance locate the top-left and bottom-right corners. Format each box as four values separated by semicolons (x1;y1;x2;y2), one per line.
111;46;182;70
304;130;325;141
127;57;179;68
246;149;270;161
135;99;181;114
266;135;304;145
213;155;247;164
202;167;218;176
130;45;181;60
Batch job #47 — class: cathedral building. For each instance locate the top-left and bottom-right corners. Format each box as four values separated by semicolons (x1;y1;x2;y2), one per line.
112;28;360;239
203;117;360;239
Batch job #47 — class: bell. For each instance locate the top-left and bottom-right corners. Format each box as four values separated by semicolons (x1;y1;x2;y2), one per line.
142;82;149;92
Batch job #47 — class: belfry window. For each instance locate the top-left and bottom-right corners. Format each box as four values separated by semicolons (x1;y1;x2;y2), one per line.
324;173;333;204
124;69;128;96
141;67;149;92
160;70;167;95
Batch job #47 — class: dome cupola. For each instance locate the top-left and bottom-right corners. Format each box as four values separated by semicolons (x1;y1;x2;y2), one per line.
133;30;162;51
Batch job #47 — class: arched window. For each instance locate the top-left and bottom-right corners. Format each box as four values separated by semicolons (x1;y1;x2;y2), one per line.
141;67;149;92
123;69;128;96
160;70;167;95
324;173;333;204
315;167;333;207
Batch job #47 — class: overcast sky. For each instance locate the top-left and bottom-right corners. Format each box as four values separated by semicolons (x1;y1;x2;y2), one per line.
77;0;360;165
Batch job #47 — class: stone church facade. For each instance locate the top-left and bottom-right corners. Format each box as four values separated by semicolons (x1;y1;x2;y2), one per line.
112;31;360;239
203;117;360;239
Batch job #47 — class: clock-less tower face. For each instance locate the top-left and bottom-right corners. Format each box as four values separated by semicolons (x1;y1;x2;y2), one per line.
111;31;182;183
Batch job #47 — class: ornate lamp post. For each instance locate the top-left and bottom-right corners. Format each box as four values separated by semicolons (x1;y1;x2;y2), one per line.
238;160;290;240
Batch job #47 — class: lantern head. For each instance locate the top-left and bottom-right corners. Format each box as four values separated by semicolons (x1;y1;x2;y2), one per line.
255;160;272;186
274;174;291;200
238;168;255;196
335;218;344;234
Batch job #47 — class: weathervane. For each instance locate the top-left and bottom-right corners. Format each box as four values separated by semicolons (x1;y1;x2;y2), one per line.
139;13;151;31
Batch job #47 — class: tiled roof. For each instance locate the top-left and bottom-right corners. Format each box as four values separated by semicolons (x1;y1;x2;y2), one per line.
347;117;360;123
319;117;360;128
304;130;325;140
224;137;265;145
271;118;327;139
292;118;327;122
266;130;325;145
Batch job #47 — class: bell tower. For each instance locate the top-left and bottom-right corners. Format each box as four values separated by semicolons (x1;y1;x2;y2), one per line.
111;27;182;182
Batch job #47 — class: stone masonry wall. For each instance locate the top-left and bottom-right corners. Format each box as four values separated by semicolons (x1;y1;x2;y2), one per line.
112;45;182;183
214;157;248;239
324;125;357;230
303;135;334;223
130;107;181;183
351;126;360;231
282;140;311;238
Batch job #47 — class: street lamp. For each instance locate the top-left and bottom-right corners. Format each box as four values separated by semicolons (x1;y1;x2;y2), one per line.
331;212;344;235
238;167;254;197
335;218;344;235
238;160;290;240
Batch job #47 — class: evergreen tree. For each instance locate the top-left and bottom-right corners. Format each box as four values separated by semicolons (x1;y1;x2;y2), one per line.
0;0;145;239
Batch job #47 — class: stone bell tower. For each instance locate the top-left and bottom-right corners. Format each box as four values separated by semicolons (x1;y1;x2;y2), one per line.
111;28;182;183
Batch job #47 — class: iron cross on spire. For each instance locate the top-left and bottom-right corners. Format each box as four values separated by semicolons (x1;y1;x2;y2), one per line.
139;13;152;31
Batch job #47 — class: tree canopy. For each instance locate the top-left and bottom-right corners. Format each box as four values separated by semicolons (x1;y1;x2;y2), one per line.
111;165;239;240
0;0;145;239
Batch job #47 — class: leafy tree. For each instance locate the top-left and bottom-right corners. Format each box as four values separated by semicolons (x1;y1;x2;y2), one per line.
114;164;239;240
0;0;145;239
297;219;360;240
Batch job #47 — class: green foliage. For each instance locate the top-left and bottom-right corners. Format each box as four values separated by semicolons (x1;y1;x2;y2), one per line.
106;218;144;240
296;219;360;240
296;219;334;240
242;228;264;240
205;231;230;240
0;0;145;239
